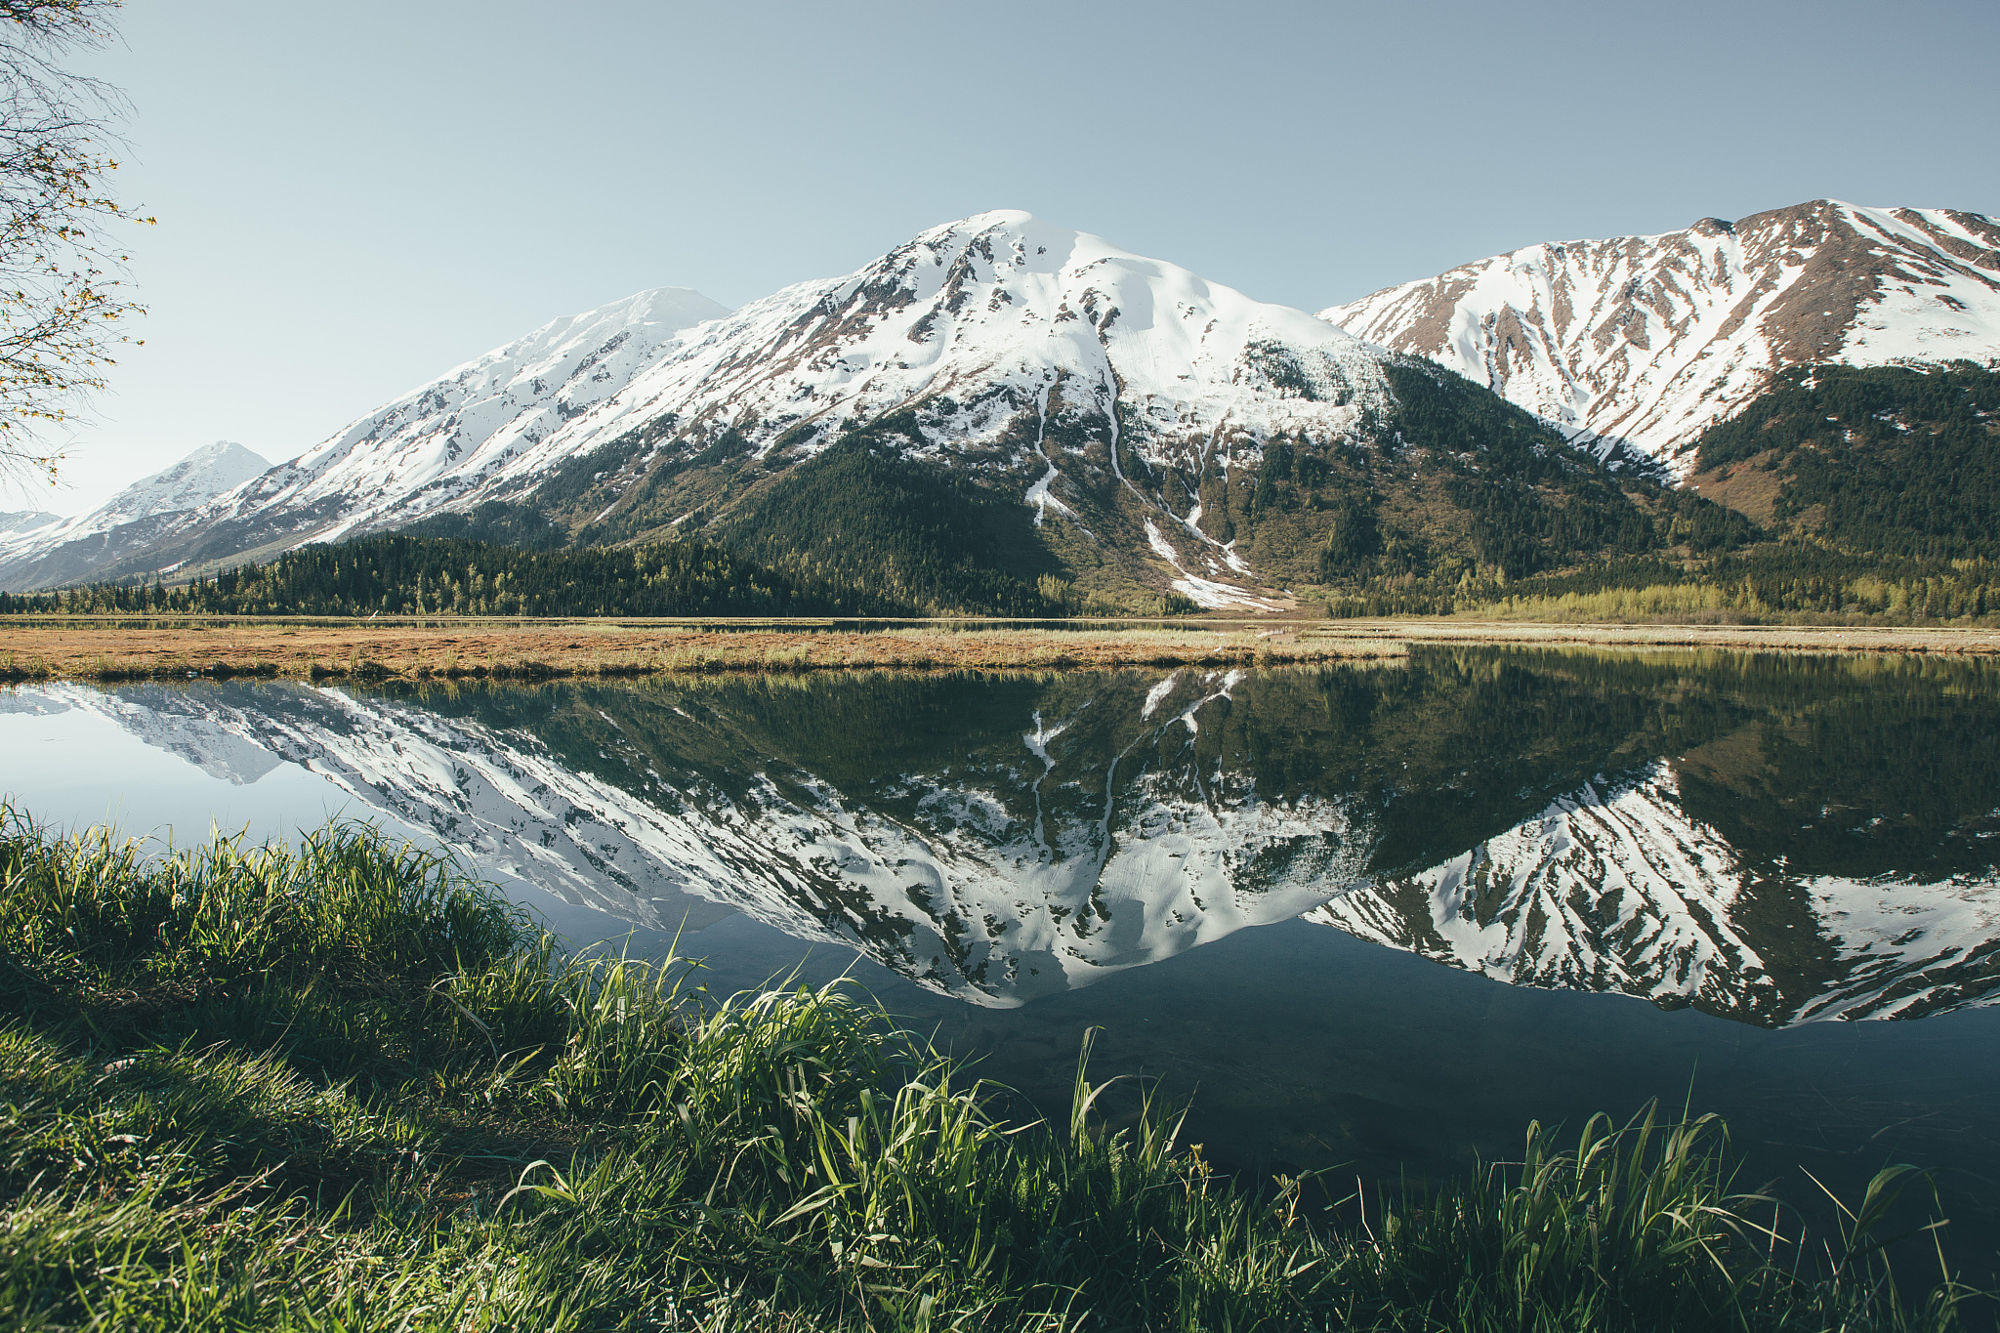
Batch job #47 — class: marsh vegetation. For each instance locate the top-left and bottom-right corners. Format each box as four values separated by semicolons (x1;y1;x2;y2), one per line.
0;812;1983;1330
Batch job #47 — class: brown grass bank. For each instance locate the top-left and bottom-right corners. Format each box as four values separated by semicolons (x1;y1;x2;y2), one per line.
1;617;1997;684
0;620;1391;683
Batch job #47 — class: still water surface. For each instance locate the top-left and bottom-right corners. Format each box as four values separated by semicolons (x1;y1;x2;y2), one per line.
5;647;1999;1253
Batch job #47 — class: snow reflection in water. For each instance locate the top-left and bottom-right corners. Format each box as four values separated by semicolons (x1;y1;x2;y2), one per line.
5;647;1998;1027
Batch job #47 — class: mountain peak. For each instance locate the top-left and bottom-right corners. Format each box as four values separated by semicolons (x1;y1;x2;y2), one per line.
0;509;58;538
593;285;731;325
929;207;1037;233
1;213;1406;599
1323;198;2000;472
120;440;271;514
0;438;275;588
179;439;267;470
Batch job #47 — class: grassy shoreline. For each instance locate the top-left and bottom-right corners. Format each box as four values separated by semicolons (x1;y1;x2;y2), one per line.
0;811;1983;1329
3;616;1999;683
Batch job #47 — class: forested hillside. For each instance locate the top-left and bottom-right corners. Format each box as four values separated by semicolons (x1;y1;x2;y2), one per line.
715;435;1085;617
1690;362;1999;559
12;366;1997;626
1297;363;2000;624
1180;361;1758;594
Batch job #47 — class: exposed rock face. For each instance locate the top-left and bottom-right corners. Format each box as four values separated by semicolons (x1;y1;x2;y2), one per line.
1323;200;2000;474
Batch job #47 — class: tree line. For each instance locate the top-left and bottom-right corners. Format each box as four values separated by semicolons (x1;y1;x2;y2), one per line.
0;533;913;617
1318;546;2000;623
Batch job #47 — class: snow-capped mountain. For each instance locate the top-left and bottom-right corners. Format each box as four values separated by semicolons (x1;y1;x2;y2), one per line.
1;212;1526;605
521;210;1396;607
0;509;58;537
264;211;1384;528
35;203;1982;598
186;288;731;545
0;293;728;592
1322;200;2000;474
1310;763;2000;1025
0;441;269;590
94;440;270;524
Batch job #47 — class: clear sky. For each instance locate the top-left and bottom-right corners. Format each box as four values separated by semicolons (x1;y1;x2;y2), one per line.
14;0;1999;514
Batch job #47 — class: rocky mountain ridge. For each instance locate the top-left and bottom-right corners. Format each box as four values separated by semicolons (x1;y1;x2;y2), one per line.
0;509;59;537
6;200;1996;597
1322;200;2000;474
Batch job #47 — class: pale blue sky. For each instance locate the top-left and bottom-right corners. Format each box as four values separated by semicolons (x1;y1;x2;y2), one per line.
20;0;2000;513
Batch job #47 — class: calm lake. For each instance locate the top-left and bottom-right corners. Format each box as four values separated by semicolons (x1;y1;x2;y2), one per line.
6;646;2000;1258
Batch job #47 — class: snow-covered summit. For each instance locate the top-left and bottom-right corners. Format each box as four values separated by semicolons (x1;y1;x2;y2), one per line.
1322;199;2000;474
223;210;1386;533
633;208;1385;460
0;441;271;589
0;509;58;538
99;441;270;526
0;288;731;589
5;213;1402;598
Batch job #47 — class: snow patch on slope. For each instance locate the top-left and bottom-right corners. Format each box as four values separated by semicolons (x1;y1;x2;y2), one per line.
1144;517;1286;611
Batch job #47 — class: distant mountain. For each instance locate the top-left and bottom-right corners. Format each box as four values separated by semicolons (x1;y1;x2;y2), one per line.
1323;200;2000;475
179;288;732;546
0;441;269;590
1;214;1710;608
0;293;727;593
0;509;58;538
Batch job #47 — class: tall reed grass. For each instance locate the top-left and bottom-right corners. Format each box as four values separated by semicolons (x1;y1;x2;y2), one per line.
0;806;1981;1330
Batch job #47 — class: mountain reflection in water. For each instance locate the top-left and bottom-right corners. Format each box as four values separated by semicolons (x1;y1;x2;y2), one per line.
6;647;1998;1027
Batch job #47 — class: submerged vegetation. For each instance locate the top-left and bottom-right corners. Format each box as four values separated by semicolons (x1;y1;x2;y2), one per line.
0;810;1984;1330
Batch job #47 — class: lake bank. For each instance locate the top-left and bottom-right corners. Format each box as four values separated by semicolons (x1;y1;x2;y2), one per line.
1;811;1972;1331
4;615;1999;682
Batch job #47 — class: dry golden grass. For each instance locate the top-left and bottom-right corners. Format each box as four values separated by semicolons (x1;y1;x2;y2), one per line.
1;616;1995;684
0;620;1391;682
1303;618;2000;655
